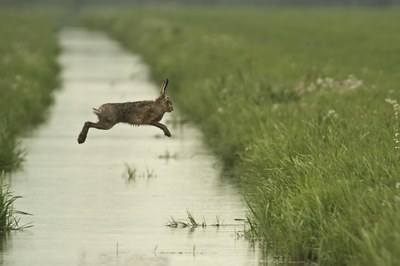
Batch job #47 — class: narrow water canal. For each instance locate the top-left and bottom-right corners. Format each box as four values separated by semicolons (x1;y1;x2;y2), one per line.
2;28;262;265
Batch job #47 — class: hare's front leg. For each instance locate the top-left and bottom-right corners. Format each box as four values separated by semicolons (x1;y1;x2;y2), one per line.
151;122;171;137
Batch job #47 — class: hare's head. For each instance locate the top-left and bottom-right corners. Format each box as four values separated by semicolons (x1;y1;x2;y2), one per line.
156;79;173;113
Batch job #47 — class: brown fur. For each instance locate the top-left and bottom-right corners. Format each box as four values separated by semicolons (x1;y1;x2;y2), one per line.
78;79;173;144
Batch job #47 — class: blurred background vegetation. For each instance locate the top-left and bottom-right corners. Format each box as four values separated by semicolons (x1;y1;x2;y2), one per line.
1;0;400;6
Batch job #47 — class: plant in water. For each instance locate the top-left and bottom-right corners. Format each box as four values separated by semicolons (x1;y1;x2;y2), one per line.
166;211;203;228
158;149;178;160
154;244;200;256
212;216;223;227
123;164;157;182
0;185;32;232
167;211;232;229
166;216;182;228
122;163;137;182
186;211;199;227
141;167;156;178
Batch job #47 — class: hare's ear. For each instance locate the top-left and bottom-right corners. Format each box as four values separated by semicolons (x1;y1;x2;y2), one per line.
160;79;169;96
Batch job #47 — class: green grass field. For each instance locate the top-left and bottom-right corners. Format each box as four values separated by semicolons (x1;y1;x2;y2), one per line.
81;8;400;264
0;8;61;231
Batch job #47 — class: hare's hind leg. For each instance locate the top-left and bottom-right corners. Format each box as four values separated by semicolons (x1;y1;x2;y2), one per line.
77;121;115;144
151;122;171;137
78;121;96;144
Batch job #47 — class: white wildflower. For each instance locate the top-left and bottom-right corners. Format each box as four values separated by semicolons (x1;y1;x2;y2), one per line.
340;75;363;92
327;109;338;118
294;82;306;94
386;98;400;118
324;77;335;88
306;83;316;92
386;98;400;150
385;98;397;105
298;75;363;95
271;104;279;112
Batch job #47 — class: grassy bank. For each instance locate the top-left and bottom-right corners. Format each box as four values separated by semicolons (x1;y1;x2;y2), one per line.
81;8;400;264
0;8;61;231
0;9;61;172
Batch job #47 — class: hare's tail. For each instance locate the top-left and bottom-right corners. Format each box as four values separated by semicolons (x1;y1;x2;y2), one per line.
93;107;101;116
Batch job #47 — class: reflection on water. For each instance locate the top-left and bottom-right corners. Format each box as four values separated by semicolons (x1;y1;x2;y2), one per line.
1;28;262;266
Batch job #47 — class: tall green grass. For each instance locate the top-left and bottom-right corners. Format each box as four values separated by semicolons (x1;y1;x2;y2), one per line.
0;9;61;172
81;8;400;264
0;185;32;232
0;8;62;231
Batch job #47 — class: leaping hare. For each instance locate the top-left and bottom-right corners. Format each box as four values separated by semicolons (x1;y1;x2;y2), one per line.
77;79;173;144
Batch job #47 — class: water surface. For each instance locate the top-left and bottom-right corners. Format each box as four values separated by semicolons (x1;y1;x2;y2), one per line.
1;28;262;266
